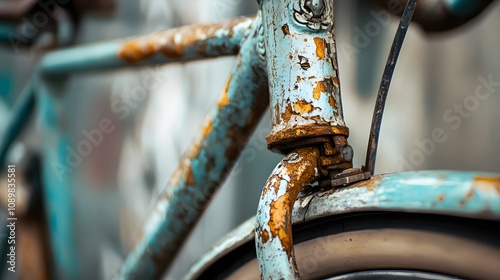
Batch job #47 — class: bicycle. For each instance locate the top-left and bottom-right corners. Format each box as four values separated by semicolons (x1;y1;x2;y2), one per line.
1;0;499;279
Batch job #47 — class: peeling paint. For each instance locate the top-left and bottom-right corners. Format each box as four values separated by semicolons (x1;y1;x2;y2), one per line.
474;177;500;195
118;17;254;63
261;0;346;153
255;147;320;279
118;16;269;279
313;37;327;59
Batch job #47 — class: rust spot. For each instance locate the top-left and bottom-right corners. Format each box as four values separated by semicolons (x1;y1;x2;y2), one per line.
296;76;301;83
351;177;381;191
281;103;294;123
281;24;290;36
333;76;340;86
264;148;320;259
314;78;335;100
201;120;213;138
313;81;325;100
313;37;327;59
460;188;474;205
474;177;500;194
118;17;252;63
437;194;445;202
268;194;293;258
184;162;196;186
293;100;316;114
261;230;270;243
161;44;184;58
328;94;337;108
218;75;232;108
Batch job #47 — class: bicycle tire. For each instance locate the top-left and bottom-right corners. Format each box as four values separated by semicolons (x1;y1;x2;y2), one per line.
194;212;500;280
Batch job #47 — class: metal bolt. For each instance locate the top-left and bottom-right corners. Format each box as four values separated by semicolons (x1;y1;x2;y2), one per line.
342;146;354;162
304;0;325;17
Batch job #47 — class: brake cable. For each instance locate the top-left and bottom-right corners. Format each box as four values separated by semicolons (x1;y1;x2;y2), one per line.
364;0;418;175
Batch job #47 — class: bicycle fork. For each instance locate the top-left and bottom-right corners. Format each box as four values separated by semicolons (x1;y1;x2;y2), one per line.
255;0;369;278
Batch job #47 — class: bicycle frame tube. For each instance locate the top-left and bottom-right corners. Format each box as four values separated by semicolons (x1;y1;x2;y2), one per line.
118;15;268;279
39;17;254;77
255;147;320;279
36;76;79;279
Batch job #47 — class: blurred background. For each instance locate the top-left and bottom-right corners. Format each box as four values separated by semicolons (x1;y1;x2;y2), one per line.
0;0;499;279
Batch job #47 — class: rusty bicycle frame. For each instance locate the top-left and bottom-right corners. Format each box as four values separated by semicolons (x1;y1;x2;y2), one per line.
1;0;500;279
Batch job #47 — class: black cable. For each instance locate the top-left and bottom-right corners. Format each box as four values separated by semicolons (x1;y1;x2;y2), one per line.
364;0;418;175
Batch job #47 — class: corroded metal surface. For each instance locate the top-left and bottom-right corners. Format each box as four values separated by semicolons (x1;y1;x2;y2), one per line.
118;16;268;280
260;0;347;152
39;17;254;77
255;147;320;279
295;171;500;222
118;16;254;63
188;170;500;279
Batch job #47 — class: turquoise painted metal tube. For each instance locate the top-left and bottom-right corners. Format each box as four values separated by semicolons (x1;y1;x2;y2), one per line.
118;16;268;279
255;148;321;280
260;0;347;153
39;17;254;78
295;170;500;221
0;80;35;165
36;78;79;279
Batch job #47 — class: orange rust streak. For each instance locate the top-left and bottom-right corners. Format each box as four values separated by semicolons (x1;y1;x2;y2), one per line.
201;120;213;138
281;103;294;123
333;76;340;86
350;177;381;191
293;100;315;114
474;177;500;194
460;188;474;205
218;74;232;108
281;24;290;36
313;37;327;59
263;148;320;259
118;17;252;63
313;81;325;100
261;229;270;243
184;168;196;186
328;94;337;108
